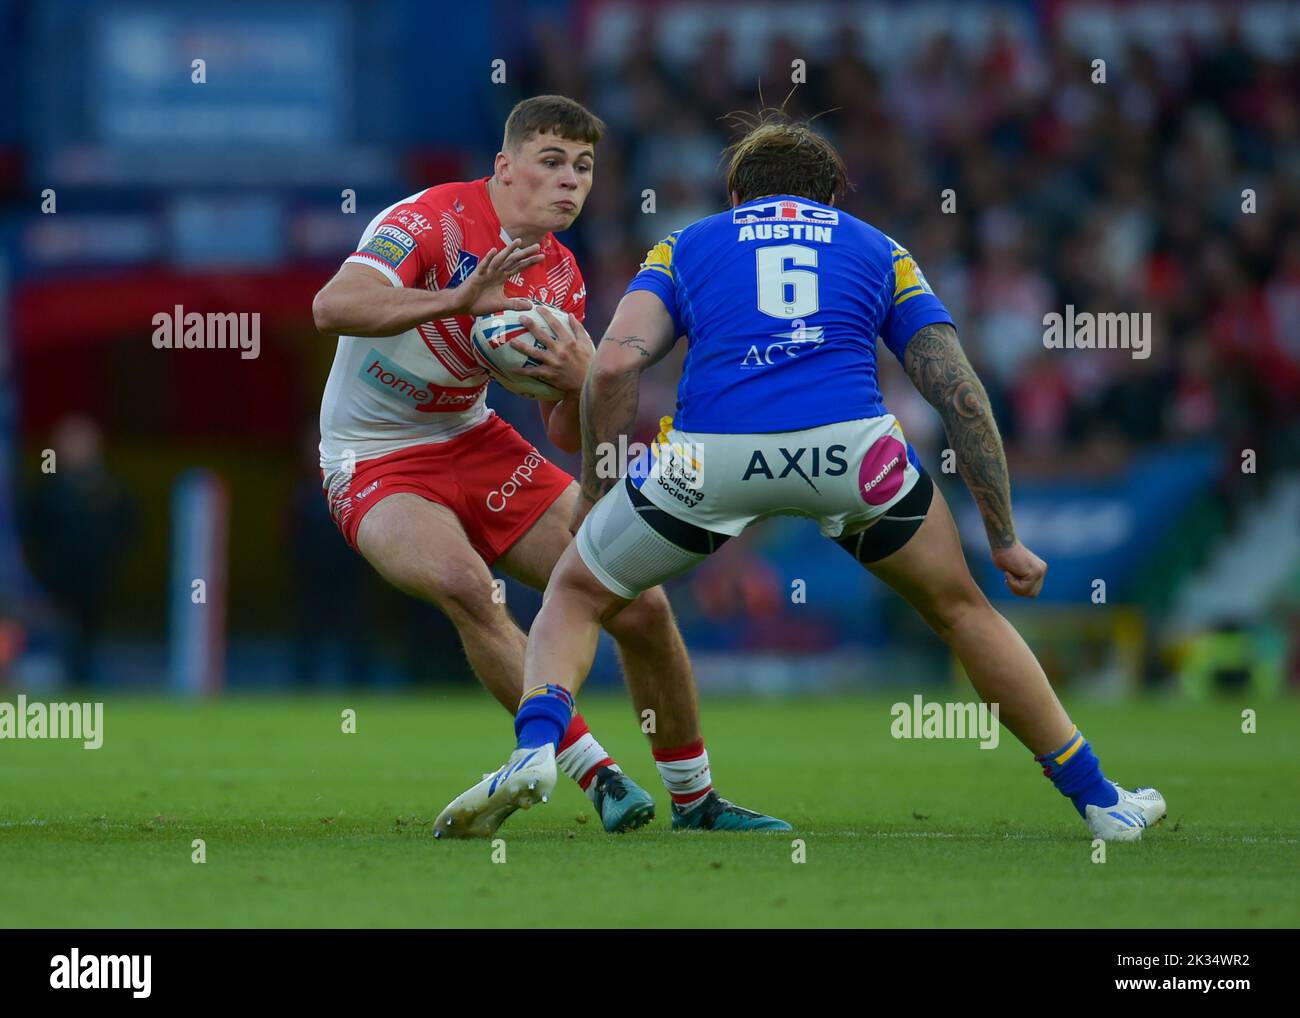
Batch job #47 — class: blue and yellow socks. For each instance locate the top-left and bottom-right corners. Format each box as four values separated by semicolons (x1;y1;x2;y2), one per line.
1034;727;1119;817
514;684;575;750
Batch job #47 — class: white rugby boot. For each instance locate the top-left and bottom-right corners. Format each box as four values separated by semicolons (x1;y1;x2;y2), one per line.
1084;781;1167;842
433;744;557;839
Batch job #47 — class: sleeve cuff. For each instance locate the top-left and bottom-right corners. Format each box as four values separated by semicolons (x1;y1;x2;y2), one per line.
345;253;405;288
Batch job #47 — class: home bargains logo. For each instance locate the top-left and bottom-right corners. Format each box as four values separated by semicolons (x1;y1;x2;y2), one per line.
732;199;839;225
359;348;485;412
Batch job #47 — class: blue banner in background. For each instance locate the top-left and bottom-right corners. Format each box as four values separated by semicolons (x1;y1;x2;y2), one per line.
92;6;347;147
956;442;1223;603
27;0;504;190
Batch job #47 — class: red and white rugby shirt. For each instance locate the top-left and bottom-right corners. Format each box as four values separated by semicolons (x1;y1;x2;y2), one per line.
318;177;587;475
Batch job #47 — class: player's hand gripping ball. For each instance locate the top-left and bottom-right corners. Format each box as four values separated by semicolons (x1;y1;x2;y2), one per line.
470;303;566;400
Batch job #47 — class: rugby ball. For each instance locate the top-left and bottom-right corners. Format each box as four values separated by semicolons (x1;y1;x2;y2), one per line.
469;304;564;400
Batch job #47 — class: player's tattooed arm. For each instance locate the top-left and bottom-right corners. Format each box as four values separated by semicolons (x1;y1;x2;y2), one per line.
903;322;1017;550
608;335;654;360
577;292;678;514
580;352;641;504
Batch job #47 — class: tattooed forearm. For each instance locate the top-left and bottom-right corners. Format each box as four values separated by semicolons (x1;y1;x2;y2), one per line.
609;334;652;359
903;322;1016;549
579;358;640;504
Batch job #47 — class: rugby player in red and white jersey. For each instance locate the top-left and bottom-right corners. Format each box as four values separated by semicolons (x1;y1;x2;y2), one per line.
312;96;787;836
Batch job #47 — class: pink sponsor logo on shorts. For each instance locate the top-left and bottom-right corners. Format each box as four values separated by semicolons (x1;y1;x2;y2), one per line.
858;435;907;506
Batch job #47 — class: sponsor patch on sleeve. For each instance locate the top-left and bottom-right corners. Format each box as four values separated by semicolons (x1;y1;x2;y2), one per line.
358;234;414;270
374;224;416;251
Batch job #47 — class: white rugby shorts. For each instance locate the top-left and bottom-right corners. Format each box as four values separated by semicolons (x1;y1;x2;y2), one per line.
577;414;929;599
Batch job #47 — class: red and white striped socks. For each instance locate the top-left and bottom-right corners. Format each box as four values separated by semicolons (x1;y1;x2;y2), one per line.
556;713;617;799
652;739;713;810
555;719;715;813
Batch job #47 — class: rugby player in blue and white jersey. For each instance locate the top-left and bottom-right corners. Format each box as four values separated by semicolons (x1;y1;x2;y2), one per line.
435;116;1166;842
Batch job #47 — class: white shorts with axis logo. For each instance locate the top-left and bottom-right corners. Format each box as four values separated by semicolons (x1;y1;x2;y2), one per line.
576;414;925;599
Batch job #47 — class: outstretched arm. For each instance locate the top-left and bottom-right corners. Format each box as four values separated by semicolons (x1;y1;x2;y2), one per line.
903;321;1046;596
903;322;1014;548
311;240;543;337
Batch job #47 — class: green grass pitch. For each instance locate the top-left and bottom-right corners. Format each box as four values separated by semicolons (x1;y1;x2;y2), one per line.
1;692;1296;927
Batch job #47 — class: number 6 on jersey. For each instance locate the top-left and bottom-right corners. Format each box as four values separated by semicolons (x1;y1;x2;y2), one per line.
756;243;819;319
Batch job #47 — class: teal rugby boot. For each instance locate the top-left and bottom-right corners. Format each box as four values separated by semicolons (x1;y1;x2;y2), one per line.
671;790;792;831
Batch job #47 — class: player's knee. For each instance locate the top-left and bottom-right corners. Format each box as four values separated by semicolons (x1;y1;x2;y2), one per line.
923;580;992;642
418;562;499;626
602;585;673;639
